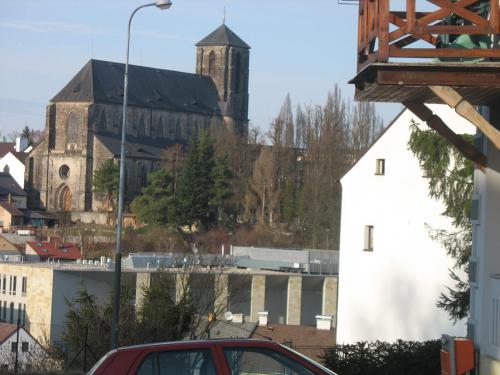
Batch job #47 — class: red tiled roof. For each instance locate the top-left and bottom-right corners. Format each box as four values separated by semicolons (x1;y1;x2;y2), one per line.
252;324;336;363
0;324;17;344
27;239;82;260
0;201;23;216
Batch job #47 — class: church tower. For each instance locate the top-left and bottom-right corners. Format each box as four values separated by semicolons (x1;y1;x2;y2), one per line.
196;24;250;134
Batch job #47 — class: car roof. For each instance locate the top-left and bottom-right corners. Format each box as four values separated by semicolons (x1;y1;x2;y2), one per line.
116;338;278;352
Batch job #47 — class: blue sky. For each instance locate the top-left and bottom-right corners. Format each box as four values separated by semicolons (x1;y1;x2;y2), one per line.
0;0;401;136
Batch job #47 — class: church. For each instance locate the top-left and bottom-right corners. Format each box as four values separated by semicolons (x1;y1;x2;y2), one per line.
25;24;250;218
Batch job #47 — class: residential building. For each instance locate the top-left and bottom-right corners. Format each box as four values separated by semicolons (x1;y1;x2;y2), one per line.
0;137;30;189
25;24;250;220
0;202;24;232
0;323;47;372
25;238;82;262
337;105;474;343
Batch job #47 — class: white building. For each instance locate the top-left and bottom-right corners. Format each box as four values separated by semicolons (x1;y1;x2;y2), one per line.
0;137;30;189
0;323;47;371
337;104;474;344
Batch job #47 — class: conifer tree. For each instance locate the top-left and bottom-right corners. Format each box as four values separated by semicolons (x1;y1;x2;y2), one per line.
130;169;176;226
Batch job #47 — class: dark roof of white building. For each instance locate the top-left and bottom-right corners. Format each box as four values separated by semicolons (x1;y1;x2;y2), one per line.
196;24;250;49
51;59;222;116
0;172;26;197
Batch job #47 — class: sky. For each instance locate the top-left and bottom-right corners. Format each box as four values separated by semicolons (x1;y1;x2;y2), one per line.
0;0;402;137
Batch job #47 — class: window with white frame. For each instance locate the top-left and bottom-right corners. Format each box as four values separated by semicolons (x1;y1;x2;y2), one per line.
364;225;374;251
375;159;385;175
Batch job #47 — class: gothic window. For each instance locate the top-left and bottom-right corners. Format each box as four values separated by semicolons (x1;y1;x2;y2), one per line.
35;162;42;188
175;119;181;139
137;116;145;137
234;52;242;92
208;51;216;77
137;163;147;188
67;112;79;146
99;111;107;132
3;165;9;174
157;117;164;138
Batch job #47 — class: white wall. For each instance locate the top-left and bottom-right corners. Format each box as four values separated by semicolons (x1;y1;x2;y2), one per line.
0;153;26;189
337;105;472;343
0;327;47;371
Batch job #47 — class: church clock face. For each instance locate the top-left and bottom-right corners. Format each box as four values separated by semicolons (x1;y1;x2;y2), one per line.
59;165;70;180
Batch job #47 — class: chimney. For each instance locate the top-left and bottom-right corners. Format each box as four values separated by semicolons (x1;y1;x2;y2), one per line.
15;136;29;152
258;311;269;326
315;315;333;331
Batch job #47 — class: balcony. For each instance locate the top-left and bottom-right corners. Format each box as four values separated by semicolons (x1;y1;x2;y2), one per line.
350;0;500;105
357;0;500;69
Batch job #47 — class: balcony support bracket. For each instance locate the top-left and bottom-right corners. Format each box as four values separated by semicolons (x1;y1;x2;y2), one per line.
429;86;500;150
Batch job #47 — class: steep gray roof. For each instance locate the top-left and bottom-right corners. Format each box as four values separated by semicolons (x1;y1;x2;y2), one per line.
0;172;26;197
51;60;222;116
196;24;250;49
95;134;183;160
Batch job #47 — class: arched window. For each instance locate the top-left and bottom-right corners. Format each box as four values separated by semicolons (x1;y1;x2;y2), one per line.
208;51;216;77
137;115;145;137
234;52;242;92
99;111;107;131
67;112;79;145
35;162;42;188
3;165;9;174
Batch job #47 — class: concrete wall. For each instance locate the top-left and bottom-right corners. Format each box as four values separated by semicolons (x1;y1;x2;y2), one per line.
337;105;472;343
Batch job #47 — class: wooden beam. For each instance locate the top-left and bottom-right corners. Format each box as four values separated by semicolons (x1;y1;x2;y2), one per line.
430;86;500;150
403;101;487;171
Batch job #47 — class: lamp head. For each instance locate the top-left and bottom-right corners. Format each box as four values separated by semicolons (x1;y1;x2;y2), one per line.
155;0;172;10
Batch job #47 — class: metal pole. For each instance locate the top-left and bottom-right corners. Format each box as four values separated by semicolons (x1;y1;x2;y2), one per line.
111;2;156;350
14;317;20;375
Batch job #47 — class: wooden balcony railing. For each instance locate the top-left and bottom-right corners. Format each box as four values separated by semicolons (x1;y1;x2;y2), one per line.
357;0;500;71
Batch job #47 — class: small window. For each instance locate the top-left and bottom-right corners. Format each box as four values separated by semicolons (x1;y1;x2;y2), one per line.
22;342;29;352
9;302;14;324
59;165;70;180
364;225;374;251
22;276;27;295
3;165;9;174
375;159;385;175
11;342;17;353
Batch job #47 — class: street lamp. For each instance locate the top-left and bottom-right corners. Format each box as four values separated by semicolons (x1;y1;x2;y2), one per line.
111;0;173;350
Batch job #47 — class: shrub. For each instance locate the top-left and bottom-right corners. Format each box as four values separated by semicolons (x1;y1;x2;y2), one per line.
322;340;441;375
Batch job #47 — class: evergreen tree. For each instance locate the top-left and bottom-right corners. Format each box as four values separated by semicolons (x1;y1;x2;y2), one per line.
138;271;196;343
130;169;176;226
210;154;233;226
176;131;215;229
408;122;472;321
92;159;120;224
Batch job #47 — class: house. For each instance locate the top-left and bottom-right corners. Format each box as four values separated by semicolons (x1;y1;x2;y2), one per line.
0;172;26;209
0;234;36;261
25;238;82;262
0;323;47;372
0;202;24;232
336;105;474;344
0;137;30;189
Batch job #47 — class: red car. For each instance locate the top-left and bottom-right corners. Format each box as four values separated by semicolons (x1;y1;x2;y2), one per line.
88;339;337;375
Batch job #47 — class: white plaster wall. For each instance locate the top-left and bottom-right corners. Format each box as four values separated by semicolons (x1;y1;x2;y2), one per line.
337;105;473;343
0;328;46;370
0;153;26;188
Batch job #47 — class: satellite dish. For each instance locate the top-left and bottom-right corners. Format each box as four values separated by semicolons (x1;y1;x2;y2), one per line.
223;311;233;321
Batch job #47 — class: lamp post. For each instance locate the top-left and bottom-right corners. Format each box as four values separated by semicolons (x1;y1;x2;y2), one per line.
111;0;173;350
